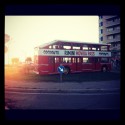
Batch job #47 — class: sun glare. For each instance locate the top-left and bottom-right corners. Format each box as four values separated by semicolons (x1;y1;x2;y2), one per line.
5;16;99;64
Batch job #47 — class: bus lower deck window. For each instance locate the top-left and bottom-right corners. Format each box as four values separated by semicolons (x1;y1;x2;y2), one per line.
101;58;108;63
62;57;71;63
83;58;89;63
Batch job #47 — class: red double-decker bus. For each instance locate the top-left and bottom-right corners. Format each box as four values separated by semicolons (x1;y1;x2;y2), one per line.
34;40;112;75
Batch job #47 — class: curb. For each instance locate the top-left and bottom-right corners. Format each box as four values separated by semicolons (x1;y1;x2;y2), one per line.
5;88;120;94
35;89;120;93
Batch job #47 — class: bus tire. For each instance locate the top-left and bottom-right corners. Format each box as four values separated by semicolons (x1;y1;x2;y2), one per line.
64;67;70;74
102;66;107;72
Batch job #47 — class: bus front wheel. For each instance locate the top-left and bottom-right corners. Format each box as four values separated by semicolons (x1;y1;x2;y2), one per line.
64;67;70;74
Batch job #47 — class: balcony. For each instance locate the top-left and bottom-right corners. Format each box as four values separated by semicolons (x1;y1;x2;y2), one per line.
106;29;120;35
106;38;120;43
110;45;120;51
105;20;120;27
103;16;117;20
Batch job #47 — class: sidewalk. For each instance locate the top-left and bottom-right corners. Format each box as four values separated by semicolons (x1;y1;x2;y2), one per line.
111;68;121;73
5;80;120;93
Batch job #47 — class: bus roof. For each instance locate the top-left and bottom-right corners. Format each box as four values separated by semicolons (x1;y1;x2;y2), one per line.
35;40;111;49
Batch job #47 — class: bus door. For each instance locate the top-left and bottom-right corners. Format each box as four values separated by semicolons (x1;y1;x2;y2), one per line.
82;57;93;71
76;57;82;71
94;57;101;71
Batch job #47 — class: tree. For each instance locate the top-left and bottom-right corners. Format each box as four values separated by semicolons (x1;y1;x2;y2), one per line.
11;58;19;65
25;57;33;74
25;57;32;64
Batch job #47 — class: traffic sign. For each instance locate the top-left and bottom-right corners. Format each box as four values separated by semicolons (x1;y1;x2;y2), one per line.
57;65;65;82
57;65;65;74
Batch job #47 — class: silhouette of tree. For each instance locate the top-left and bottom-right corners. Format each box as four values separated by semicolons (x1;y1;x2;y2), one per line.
25;57;32;64
25;57;32;74
11;58;19;65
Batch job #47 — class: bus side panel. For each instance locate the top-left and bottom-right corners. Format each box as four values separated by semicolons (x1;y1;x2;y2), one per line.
82;57;94;71
82;63;93;71
94;57;101;71
71;57;77;72
54;63;60;73
69;63;75;73
76;57;82;71
89;57;95;71
38;56;49;74
48;57;55;74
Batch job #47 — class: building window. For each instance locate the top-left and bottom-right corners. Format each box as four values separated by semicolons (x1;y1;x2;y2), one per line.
114;26;120;30
107;27;114;32
107;35;113;40
101;22;103;26
114;17;120;22
114;34;120;39
101;37;103;41
99;22;103;27
101;29;103;33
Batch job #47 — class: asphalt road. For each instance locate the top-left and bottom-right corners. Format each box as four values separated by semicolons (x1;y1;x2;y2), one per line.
5;91;120;110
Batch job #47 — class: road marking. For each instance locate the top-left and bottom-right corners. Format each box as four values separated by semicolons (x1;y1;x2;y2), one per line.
5;88;120;91
5;91;120;95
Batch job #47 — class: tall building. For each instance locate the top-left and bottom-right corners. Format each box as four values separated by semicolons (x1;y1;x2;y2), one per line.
99;16;120;60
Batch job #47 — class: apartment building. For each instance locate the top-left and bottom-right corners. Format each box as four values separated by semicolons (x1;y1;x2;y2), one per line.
99;16;120;60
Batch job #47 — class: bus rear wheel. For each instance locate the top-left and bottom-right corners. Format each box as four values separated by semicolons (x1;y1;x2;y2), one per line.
102;66;107;72
64;67;70;74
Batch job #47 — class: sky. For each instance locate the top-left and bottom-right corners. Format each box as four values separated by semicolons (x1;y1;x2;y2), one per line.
5;16;99;64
